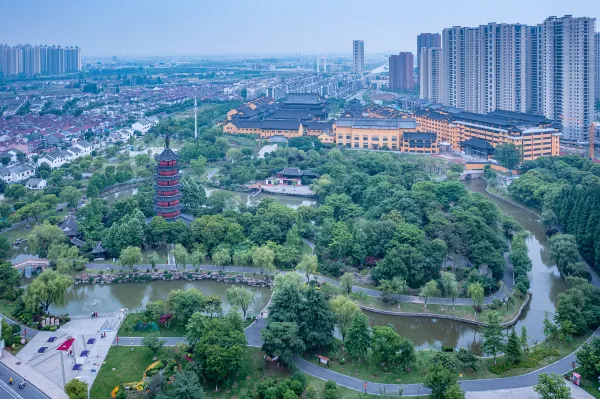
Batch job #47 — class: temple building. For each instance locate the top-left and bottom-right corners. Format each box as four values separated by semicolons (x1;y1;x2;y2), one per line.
154;135;192;223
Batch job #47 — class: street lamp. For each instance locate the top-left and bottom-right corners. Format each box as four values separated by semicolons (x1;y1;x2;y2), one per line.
75;376;91;399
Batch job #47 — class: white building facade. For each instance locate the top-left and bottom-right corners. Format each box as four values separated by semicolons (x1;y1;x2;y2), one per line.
542;15;596;141
419;47;443;103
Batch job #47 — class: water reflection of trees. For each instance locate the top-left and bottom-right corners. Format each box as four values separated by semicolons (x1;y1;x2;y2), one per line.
366;312;482;352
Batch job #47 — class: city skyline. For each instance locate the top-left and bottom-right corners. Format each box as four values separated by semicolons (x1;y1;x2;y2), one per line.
0;0;598;57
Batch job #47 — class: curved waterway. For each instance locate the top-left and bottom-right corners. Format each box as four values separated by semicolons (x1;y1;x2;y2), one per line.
364;178;566;351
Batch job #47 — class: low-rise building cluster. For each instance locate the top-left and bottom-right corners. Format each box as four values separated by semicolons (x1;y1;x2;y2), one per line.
224;94;562;164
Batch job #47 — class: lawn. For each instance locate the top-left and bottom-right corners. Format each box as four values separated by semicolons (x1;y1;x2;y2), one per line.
117;313;188;337
303;333;592;385
90;346;174;399
354;293;527;324
0;299;17;318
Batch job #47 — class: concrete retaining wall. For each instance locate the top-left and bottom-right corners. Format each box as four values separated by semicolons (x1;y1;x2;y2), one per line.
359;293;531;328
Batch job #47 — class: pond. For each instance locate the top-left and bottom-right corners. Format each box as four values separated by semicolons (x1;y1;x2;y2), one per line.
49;279;271;317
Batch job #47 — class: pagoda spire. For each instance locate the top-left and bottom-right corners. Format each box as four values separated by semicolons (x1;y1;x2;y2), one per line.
165;133;170;149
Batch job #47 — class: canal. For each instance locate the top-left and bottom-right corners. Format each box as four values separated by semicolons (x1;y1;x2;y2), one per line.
364;178;565;351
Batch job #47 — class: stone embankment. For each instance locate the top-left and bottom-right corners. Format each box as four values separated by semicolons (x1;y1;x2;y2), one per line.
358;292;531;328
74;270;273;287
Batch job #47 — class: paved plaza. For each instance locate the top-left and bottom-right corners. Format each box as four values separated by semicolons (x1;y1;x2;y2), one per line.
15;310;126;394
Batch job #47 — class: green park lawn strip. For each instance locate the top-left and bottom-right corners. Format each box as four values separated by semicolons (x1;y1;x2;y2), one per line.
90;346;174;399
0;299;17;318
304;333;590;385
354;293;527;324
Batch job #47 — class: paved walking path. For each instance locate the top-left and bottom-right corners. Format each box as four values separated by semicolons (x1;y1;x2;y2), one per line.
113;321;600;396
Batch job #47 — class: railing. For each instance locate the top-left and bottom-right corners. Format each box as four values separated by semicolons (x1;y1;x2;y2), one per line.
11;259;50;270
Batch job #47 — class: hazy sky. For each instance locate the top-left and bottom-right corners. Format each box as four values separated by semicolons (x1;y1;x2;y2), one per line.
1;0;598;57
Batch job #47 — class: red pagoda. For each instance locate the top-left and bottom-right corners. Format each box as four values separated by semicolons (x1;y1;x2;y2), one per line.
154;134;183;221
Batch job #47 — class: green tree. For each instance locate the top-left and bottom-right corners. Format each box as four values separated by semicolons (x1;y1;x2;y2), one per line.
190;248;206;269
261;321;305;366
190;156;207;176
142;335;166;360
169;289;205;325
0;261;21;300
329;295;360;341
520;325;530;353
205;294;222;317
295;254;318;283
169;370;206;399
181;176;206;216
424;362;457;399
4;184;26;200
28;222;67;257
23;269;73;313
455;348;478;371
119;246;142;270
441;271;459;306
371;325;415;371
345;312;371;362
505;329;522;364
482;311;504;364
252;245;275;274
576;337;600;376
543;311;558;344
467;282;484;309
226;285;255;319
60;186;82;209
419;280;440;307
172;243;189;269
495;142;522;170
339;272;354;296
533;373;572;399
444;384;466;399
64;379;88;399
147;252;160;271
212;248;231;269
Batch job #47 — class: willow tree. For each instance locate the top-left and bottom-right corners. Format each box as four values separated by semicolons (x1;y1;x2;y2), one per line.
24;269;73;313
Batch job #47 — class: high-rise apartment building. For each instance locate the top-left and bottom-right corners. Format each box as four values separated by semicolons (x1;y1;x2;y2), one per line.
417;33;441;84
353;40;364;73
441;27;481;112
0;44;81;77
441;23;529;114
595;32;600;102
389;52;414;91
419;47;442;102
542;16;595;141
527;25;544;114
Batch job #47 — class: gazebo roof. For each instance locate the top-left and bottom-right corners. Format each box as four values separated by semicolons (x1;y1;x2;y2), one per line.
92;242;105;254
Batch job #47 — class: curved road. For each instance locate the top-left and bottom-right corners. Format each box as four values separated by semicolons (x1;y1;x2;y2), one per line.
114;320;600;396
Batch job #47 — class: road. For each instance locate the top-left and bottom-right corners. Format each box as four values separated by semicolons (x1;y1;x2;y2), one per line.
113;323;600;396
0;362;50;399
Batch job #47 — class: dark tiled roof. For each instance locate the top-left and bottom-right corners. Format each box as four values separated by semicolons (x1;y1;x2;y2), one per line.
459;138;495;150
155;147;179;162
306;122;333;132
271;110;315;120
336;118;416;130
403;132;437;141
487;109;552;124
261;119;301;130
